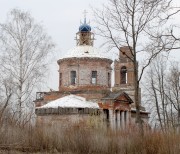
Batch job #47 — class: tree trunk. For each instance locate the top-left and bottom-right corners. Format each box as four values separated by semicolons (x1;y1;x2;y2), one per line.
151;78;163;131
134;61;143;135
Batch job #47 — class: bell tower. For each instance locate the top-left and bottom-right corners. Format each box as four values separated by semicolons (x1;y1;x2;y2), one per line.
113;46;141;103
75;11;94;46
114;46;135;88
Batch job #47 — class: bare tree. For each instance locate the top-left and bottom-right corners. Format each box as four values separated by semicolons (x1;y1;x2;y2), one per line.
145;55;169;131
0;9;55;125
93;0;180;134
145;55;180;131
0;77;13;124
166;63;180;124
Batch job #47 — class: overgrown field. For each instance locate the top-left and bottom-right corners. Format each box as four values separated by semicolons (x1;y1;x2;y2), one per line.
0;121;180;154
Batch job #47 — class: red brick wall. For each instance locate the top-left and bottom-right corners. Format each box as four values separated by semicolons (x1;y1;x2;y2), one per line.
58;58;112;92
35;90;110;107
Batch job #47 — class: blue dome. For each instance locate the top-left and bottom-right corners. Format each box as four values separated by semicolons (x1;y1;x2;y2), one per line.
79;24;91;32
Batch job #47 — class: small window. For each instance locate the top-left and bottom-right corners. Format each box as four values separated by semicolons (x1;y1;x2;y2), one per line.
91;71;97;85
108;72;111;87
121;66;127;84
71;71;76;85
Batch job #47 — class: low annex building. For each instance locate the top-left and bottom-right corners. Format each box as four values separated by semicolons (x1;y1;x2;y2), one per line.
35;17;149;129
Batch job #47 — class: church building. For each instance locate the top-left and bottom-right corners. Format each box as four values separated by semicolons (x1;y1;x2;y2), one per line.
35;16;149;129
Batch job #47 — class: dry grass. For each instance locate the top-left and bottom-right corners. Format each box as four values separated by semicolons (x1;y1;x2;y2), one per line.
0;121;180;154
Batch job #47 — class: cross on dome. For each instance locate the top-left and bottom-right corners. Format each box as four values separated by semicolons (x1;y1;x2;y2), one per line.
79;10;91;32
83;10;88;24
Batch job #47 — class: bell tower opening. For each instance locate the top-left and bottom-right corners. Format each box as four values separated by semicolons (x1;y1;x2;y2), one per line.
114;46;135;87
120;66;127;84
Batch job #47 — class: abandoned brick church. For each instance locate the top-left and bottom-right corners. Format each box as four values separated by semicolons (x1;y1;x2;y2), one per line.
35;17;149;129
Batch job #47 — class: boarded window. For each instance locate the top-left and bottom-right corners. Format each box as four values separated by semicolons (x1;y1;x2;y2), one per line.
71;71;76;85
120;66;127;84
91;71;97;84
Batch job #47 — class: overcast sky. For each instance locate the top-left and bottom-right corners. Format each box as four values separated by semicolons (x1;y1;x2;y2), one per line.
0;0;107;91
0;0;106;51
0;0;180;91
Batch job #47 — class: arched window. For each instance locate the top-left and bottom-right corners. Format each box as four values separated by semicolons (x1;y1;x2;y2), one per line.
71;71;76;85
91;71;97;85
120;66;127;84
108;72;111;87
59;73;62;86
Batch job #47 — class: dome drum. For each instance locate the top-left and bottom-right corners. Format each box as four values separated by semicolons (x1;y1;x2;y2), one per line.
58;58;112;92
